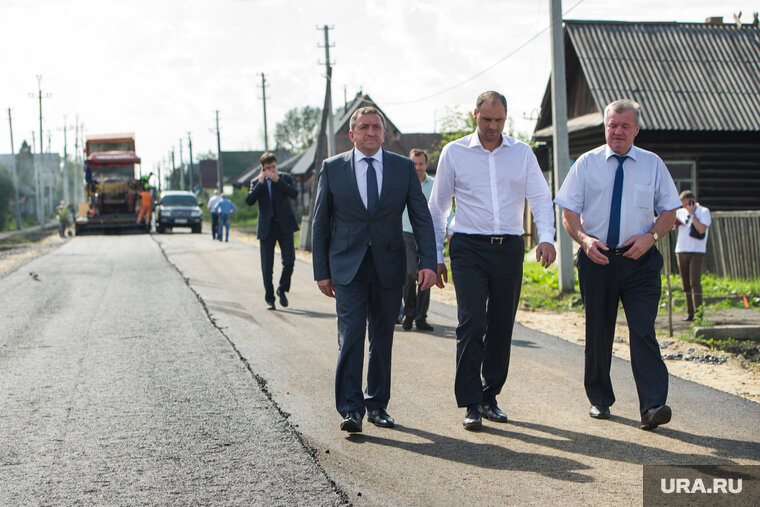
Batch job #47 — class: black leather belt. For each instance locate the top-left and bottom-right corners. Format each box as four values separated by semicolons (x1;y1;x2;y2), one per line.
606;245;631;256
462;234;519;245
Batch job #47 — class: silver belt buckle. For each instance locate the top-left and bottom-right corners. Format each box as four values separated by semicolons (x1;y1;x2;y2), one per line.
491;236;504;245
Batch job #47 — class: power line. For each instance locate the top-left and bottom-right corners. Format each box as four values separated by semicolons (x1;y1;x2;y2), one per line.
385;0;585;106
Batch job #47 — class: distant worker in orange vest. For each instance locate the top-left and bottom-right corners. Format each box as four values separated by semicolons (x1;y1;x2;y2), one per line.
136;189;153;225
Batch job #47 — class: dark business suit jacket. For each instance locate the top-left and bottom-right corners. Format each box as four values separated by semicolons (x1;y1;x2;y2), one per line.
312;149;436;288
245;173;299;240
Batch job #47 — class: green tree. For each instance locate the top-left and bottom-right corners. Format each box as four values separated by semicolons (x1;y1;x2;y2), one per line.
430;108;535;166
274;106;321;153
429;108;477;166
0;164;15;230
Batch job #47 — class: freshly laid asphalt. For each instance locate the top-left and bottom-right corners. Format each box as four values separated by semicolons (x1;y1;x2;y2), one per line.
1;231;758;505
0;234;345;505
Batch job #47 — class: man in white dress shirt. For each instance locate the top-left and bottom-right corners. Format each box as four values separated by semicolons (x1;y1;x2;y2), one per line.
554;99;680;430
429;91;557;430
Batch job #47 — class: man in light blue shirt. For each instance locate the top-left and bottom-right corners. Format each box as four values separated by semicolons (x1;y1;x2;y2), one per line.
555;99;680;431
401;149;436;331
212;193;237;242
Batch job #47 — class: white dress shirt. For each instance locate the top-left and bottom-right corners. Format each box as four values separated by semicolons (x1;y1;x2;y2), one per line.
353;148;383;210
675;205;711;253
428;132;556;263
554;144;681;247
208;194;222;215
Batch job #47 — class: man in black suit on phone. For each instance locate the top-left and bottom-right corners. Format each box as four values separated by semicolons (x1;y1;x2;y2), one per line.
246;152;299;310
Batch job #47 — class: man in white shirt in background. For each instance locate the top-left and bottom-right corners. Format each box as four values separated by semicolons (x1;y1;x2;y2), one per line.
208;191;222;241
674;190;711;321
401;149;436;332
429;90;556;431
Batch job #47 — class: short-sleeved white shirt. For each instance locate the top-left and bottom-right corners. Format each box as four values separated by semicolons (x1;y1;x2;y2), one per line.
675;205;711;253
554;144;681;247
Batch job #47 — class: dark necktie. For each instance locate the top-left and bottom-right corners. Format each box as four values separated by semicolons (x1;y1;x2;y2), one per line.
606;154;627;247
364;157;378;214
267;179;277;218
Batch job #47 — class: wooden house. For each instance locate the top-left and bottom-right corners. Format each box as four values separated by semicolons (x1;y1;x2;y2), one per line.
533;18;760;211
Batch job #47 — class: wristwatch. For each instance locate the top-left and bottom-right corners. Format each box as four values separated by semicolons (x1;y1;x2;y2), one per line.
649;230;659;241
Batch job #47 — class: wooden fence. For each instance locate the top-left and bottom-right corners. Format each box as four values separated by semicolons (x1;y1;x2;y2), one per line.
657;211;760;279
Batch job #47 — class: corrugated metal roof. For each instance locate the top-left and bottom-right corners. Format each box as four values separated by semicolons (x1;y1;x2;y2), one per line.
566;20;760;131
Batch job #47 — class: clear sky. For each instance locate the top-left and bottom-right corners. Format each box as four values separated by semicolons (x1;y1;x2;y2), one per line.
2;0;756;172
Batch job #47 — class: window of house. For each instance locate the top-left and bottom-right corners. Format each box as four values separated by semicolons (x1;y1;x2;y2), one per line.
664;160;696;195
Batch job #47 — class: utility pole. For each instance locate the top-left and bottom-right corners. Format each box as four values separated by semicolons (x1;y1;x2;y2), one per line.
215;110;223;193
179;138;184;190
301;25;336;251
259;73;269;151
30;130;42;225
318;25;335;157
30;75;51;224
187;132;194;191
62;119;70;205
171;147;176;190
73;115;82;206
7;108;21;230
550;0;574;292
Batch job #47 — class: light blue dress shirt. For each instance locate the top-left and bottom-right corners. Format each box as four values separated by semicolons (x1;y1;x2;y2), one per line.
402;175;434;233
554;144;680;247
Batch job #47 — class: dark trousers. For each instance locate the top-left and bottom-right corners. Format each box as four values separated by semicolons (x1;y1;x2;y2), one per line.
402;232;431;322
211;213;219;239
450;234;523;408
260;219;295;304
333;249;402;417
577;247;668;415
676;252;704;318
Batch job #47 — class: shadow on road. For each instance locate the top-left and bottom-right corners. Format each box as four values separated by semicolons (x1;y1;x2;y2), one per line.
342;418;754;482
607;416;760;462
497;420;749;466
345;425;594;482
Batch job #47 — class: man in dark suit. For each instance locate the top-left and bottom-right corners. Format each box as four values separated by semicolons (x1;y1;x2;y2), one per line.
312;106;437;433
245;152;299;310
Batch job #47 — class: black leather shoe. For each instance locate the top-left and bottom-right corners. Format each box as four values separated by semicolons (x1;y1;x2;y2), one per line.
479;402;508;422
682;315;694;322
589;405;611;419
266;301;276;311
415;319;434;331
402;316;413;331
640;405;671;430
367;408;395;428
276;287;289;307
463;406;482;431
340;411;363;433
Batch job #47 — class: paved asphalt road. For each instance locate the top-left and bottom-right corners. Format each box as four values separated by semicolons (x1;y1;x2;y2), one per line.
0;234;344;505
1;232;758;505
